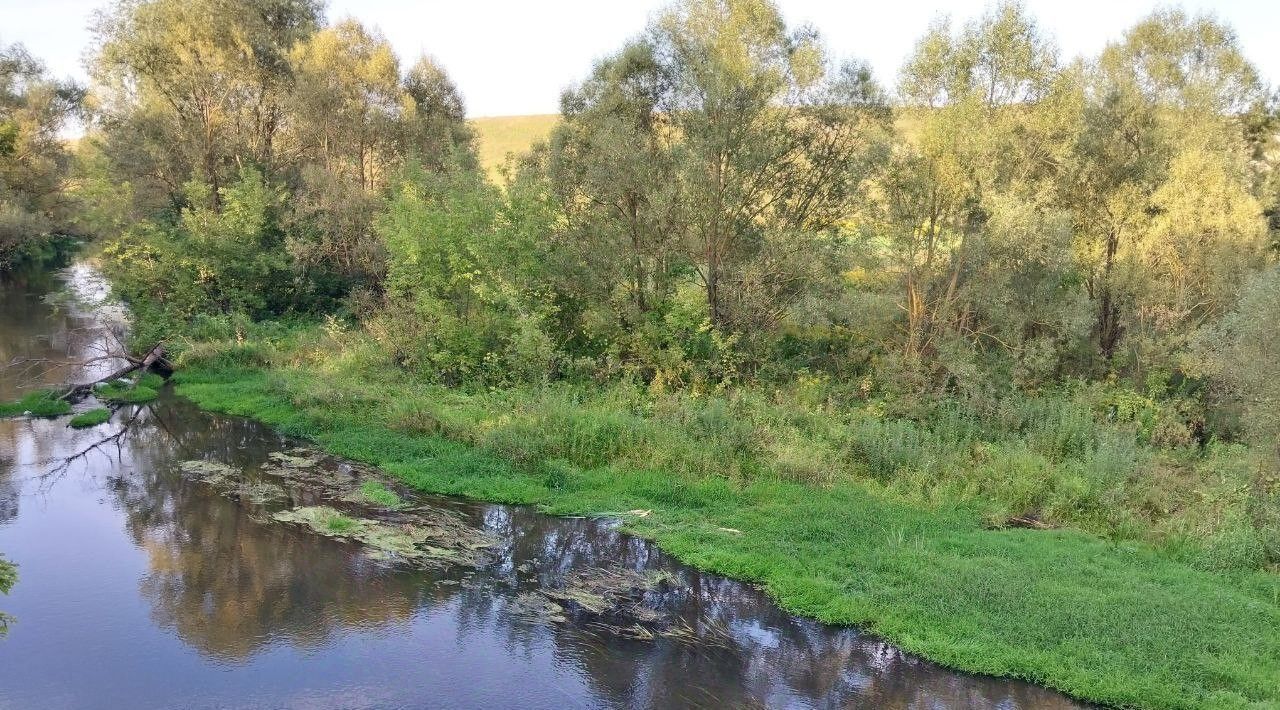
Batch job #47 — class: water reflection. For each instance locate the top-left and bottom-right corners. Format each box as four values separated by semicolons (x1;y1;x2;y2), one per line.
0;265;1088;709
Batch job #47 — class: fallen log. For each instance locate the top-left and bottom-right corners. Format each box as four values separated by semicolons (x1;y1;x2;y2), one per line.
58;342;168;401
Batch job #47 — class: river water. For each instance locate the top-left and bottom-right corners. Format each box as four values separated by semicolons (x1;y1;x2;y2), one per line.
0;262;1087;709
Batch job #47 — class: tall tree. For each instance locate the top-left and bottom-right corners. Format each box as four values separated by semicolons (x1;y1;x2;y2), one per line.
90;0;321;209
888;1;1082;383
651;0;888;332
1068;9;1267;368
0;42;82;261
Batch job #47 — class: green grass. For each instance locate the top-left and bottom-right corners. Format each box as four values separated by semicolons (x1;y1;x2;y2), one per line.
95;372;165;403
68;407;111;428
169;336;1280;710
324;512;360;534
470;114;559;183
359;480;404;509
0;390;71;418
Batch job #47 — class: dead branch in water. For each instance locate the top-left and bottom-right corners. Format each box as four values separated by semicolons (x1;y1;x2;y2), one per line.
4;342;171;401
60;341;171;399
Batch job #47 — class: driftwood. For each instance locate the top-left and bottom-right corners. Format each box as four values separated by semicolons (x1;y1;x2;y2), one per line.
57;342;169;401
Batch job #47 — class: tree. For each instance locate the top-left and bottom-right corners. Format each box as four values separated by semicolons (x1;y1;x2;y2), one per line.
1190;267;1280;563
541;0;887;344
541;41;685;333
885;1;1083;385
90;0;321;209
282;22;475;290
286;19;402;191
1068;9;1267;369
0;42;82;261
653;0;889;333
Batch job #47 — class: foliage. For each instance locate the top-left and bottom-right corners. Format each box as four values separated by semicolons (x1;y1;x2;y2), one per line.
0;42;82;264
0;554;14;635
86;0;476;304
369;162;560;385
0;555;13;594
16;0;1280;704
1190;266;1280;562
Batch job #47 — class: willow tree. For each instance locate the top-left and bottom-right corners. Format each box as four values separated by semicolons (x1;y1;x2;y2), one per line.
1068;9;1267;368
886;1;1084;385
283;20;474;287
90;0;321;209
0;42;82;261
540;41;685;335
649;0;889;333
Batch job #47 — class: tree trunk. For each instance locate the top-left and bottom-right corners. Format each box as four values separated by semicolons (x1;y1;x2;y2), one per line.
1095;228;1123;362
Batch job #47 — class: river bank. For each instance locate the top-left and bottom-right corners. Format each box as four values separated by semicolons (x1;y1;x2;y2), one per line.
166;329;1280;710
0;261;1098;708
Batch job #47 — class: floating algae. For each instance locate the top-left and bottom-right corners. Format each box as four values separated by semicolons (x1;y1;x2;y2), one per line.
178;460;286;505
534;567;675;630
179;460;239;485
272;505;497;568
267;449;322;469
257;448;362;499
511;592;569;624
181;448;497;569
524;567;736;645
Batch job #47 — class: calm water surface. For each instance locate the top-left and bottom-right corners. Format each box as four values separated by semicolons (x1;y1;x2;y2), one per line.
0;263;1088;709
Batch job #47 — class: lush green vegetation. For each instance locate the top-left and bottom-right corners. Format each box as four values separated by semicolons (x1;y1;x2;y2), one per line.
0;389;71;418
174;336;1279;710
2;0;1277;705
0;43;82;265
0;554;14;635
68;407;112;428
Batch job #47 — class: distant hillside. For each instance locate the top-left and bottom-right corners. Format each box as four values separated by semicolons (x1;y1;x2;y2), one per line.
469;114;560;182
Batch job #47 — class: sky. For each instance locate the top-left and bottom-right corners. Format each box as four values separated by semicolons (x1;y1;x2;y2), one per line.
3;0;1278;118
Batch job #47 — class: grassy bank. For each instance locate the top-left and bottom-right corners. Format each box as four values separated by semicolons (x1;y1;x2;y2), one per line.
168;329;1280;710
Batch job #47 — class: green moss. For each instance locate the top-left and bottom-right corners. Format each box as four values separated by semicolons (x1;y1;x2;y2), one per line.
0;390;71;418
173;358;1280;710
68;407;111;428
358;480;404;509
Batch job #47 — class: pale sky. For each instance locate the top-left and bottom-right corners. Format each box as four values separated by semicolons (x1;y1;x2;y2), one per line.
2;0;1277;118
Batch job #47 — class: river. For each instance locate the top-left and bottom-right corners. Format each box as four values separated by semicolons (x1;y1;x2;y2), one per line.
0;261;1087;709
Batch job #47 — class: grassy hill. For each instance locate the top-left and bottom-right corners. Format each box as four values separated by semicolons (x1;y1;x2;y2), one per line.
470;114;560;182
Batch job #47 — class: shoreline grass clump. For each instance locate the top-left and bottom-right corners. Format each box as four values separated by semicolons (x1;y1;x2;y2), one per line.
68;407;111;428
95;372;165;404
0;390;72;418
358;480;404;509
